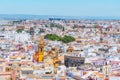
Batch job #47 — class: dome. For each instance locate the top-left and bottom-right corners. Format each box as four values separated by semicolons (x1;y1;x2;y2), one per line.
67;46;74;52
48;51;53;55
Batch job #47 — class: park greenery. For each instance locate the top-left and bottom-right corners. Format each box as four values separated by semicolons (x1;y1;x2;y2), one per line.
44;34;75;43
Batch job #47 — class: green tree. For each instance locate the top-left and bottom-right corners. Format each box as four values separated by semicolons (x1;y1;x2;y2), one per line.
16;29;24;33
45;34;60;41
62;35;75;43
45;34;75;43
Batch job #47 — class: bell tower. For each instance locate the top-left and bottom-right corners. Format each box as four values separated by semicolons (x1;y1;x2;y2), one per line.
38;36;45;62
33;36;45;63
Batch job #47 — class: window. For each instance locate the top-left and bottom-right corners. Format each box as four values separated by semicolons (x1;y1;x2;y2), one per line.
39;48;43;52
6;67;11;72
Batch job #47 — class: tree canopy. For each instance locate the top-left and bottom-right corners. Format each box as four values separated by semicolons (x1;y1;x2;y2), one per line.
16;29;24;33
44;34;75;43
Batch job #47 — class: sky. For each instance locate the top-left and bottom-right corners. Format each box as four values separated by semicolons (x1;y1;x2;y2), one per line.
0;0;120;16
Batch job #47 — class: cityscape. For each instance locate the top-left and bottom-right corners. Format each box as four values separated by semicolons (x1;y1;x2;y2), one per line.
0;0;120;80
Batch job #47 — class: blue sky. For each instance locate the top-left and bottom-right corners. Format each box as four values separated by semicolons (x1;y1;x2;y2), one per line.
0;0;120;16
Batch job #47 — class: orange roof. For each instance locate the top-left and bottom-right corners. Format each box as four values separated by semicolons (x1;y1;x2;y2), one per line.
94;72;104;78
27;45;33;50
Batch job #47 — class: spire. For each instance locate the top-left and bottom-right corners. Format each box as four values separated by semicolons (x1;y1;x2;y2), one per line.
39;36;44;43
38;35;45;48
33;35;45;63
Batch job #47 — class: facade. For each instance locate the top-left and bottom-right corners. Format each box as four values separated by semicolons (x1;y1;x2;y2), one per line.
64;56;85;67
44;54;54;74
33;36;45;62
102;64;112;80
0;59;16;80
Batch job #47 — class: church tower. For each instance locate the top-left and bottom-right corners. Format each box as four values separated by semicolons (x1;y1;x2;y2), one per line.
33;36;45;63
38;36;45;62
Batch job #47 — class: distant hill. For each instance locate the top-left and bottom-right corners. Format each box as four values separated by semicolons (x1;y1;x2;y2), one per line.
0;14;119;20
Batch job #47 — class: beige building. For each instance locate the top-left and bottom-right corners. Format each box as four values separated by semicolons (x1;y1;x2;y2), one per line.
0;59;16;80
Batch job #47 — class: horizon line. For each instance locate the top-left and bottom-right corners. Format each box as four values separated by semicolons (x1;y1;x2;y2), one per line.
0;14;120;17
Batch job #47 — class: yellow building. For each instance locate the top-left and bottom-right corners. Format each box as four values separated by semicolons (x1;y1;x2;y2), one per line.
33;36;60;74
38;36;45;62
33;36;45;62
